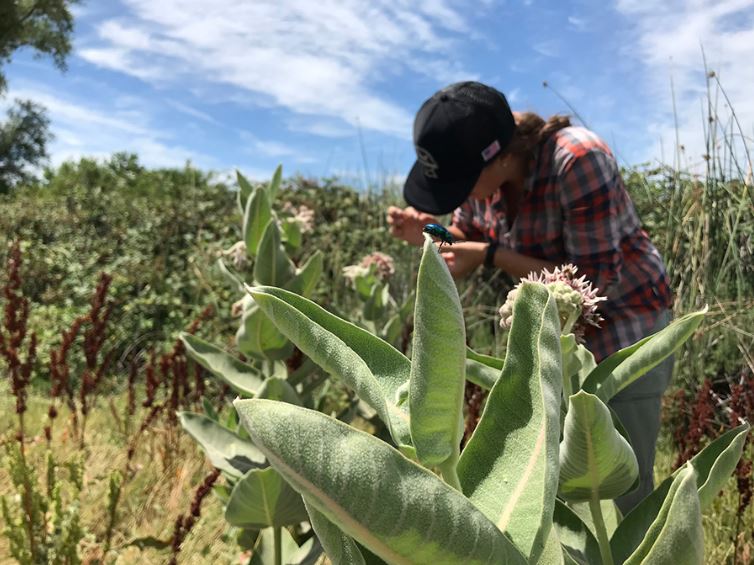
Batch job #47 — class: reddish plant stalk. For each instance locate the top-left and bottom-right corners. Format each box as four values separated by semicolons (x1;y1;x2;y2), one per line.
0;242;39;561
168;468;221;565
462;381;486;449
78;272;114;447
47;314;87;442
673;379;718;468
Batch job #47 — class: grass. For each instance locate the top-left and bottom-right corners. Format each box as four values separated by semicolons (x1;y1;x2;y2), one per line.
0;383;240;564
1;377;751;563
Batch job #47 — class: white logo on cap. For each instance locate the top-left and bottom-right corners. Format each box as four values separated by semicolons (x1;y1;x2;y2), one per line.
416;146;439;179
482;139;501;162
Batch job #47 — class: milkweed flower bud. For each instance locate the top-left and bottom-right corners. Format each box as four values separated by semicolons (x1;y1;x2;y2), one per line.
343;252;396;284
282;201;315;233
293;205;315;234
342;263;370;283
219;241;248;270
499;264;605;341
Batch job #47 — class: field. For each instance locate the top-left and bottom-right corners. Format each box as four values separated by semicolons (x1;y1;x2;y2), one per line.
1;153;753;564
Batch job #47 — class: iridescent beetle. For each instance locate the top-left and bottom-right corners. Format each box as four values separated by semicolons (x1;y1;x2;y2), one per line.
422;223;454;248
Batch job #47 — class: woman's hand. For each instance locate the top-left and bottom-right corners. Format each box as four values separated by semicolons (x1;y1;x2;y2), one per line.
440;241;486;279
386;206;437;246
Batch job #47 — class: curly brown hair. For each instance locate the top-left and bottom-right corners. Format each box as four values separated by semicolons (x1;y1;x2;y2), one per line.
509;112;571;153
503;112;571;174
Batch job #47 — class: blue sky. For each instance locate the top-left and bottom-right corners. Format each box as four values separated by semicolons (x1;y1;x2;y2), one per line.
4;0;754;188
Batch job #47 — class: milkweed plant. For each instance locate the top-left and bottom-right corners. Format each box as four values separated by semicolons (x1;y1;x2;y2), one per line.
181;168;748;564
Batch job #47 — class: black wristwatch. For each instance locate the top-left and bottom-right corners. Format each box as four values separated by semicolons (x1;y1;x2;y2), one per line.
484;241;499;268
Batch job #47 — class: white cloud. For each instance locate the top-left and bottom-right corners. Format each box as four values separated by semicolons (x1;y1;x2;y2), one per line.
77;0;485;139
285;116;355;138
240;133;295;159
617;0;754;168
5;84;215;169
568;16;587;31
533;40;561;58
167;99;223;126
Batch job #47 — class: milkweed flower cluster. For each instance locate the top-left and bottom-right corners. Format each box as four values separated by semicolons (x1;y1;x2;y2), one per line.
499;264;605;341
342;252;396;283
361;251;396;280
218;241;248;270
282;202;315;234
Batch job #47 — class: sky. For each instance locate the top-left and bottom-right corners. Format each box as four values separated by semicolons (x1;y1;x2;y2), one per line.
3;0;754;188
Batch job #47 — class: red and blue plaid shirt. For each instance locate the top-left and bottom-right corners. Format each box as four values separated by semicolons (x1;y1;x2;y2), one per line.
452;126;672;362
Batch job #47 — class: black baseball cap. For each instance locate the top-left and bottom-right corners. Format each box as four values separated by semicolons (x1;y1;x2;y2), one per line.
404;81;516;215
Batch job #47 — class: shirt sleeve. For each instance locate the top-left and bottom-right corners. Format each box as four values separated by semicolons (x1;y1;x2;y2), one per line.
451;200;486;242
558;149;623;298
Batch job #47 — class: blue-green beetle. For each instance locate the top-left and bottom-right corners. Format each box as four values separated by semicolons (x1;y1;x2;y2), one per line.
422;223;454;248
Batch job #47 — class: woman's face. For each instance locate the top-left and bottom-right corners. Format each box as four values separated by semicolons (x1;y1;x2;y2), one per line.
469;153;519;200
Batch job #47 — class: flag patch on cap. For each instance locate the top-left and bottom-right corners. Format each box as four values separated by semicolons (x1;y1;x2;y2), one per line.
481;139;501;162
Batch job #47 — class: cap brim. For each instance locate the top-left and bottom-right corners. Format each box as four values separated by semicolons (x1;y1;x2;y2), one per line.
403;160;478;215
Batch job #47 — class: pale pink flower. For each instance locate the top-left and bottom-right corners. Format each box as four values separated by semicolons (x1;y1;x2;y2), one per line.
499;264;606;342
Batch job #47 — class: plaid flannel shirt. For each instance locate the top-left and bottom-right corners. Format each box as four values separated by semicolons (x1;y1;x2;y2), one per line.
452;126;672;361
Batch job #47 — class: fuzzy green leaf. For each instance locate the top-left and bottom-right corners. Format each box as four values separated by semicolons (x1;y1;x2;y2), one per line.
566;499;621;544
281;217;303;249
246;285;411;447
611;423;749;562
243;186;273;258
248;527;318;565
465;347;504;390
363;282;390;322
381;314;402;346
689;422;749;508
178;412;266;478
304;498;388;565
253;221;295;286
409;236;466;470
560;334;596;398
181;333;264;397
268;164;283;200
237;170;255;213
622;465;703;564
216;257;244;292
558;391;639;501
466;347;504;370
236;299;293;361
465;360;500;390
534;527;564;565
458;282;562;562
235;399;527;565
552;500;601;565
286;251;323;298
256;377;302;405
582;310;705;402
225;467;307;528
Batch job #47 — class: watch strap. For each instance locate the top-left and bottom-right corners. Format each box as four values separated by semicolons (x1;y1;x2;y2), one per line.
484;241;499;268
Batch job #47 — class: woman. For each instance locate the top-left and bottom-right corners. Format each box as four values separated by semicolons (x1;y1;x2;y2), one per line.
388;81;673;513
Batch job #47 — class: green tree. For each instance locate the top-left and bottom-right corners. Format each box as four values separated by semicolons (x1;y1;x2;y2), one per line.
0;99;50;192
0;0;76;93
0;0;76;190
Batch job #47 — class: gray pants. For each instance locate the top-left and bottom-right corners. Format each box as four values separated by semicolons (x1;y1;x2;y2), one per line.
609;309;674;515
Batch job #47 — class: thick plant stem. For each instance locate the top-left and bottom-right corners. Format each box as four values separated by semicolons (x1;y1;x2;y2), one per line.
439;454;462;491
274;526;282;565
589;495;615;565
